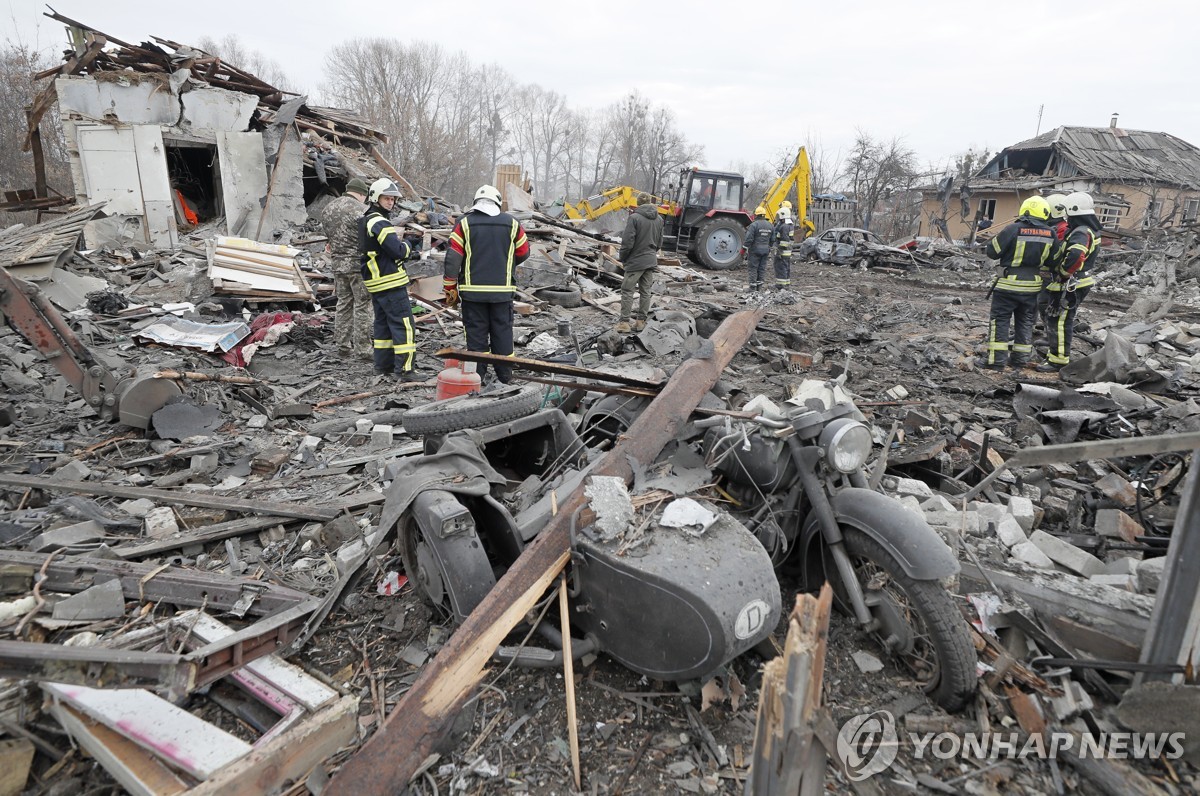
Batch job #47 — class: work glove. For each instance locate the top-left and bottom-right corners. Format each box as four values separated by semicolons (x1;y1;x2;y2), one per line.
442;277;459;307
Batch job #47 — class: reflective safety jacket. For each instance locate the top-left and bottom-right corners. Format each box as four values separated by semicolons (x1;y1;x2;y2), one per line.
744;219;774;255
773;218;795;258
1047;223;1100;292
444;210;531;303
359;204;413;293
985;216;1056;293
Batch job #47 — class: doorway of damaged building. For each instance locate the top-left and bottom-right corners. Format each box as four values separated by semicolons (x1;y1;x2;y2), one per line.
163;137;220;229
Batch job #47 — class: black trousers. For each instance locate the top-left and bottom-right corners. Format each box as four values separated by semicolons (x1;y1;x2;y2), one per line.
747;251;769;290
987;289;1038;366
461;299;514;382
371;288;416;373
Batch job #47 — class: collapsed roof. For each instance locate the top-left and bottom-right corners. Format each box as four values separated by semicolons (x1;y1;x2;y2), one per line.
976;125;1200;189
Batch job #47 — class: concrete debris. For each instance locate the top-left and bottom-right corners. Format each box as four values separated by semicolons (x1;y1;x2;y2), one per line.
1;14;1198;796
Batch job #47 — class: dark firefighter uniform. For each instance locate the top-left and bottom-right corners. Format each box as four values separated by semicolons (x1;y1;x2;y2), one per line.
360;204;416;374
743;213;774;292
444;212;530;383
772;215;796;289
983;216;1057;367
1045;226;1099;367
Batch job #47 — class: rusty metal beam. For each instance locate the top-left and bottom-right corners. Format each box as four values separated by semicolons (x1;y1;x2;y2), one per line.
327;309;764;795
436;347;664;390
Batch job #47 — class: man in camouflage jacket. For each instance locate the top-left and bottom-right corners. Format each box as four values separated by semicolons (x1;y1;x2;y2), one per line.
321;177;372;357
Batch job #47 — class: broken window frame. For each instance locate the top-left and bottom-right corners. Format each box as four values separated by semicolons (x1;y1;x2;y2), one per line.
977;198;997;220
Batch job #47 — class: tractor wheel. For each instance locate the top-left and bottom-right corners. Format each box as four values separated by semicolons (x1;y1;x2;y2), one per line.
694;217;746;270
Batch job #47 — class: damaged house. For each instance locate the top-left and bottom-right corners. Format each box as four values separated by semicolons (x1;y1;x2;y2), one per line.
23;12;396;249
922;117;1200;240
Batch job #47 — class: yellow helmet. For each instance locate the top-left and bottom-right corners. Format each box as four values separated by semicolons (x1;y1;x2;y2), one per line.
754;205;767;217
781;200;792;210
1019;195;1051;221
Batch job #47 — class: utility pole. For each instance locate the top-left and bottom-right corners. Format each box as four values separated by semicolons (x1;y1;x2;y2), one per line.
1036;104;1044;136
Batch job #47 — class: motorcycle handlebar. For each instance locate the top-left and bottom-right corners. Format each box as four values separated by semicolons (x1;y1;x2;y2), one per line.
693;413;789;430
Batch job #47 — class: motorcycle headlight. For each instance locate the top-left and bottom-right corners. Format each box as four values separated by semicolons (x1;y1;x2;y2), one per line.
819;419;873;473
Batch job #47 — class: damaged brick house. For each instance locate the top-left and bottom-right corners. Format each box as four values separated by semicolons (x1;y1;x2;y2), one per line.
22;12;398;249
921;117;1200;241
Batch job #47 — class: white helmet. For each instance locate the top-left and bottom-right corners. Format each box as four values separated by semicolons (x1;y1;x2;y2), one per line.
473;184;502;207
1065;192;1095;217
368;178;402;204
1045;193;1069;220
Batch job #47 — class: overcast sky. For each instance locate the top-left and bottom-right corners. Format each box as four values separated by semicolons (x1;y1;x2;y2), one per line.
9;0;1198;178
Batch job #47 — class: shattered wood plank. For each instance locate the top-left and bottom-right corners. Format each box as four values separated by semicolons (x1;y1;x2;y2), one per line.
44;683;252;779
745;585;833;796
187;695;357;796
48;701;192;796
326;309;765;795
0;474;340;521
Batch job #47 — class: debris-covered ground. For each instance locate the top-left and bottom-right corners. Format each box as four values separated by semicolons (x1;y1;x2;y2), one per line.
3;200;1200;795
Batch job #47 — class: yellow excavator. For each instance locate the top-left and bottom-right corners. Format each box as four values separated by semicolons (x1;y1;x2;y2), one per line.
560;148;813;270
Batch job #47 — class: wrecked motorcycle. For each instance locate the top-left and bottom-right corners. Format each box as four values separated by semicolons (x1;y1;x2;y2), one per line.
380;387;976;711
378;402;784;685
689;397;977;710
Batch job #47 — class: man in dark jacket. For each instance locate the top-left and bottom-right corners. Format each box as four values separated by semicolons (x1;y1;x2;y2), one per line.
742;206;773;292
979;196;1057;371
616;195;664;333
360;178;418;380
443;184;530;383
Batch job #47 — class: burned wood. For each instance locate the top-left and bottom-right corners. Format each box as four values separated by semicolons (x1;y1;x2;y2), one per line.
0;474;341;522
326;309;764;794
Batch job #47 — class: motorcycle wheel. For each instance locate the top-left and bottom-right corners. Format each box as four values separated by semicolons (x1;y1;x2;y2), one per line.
834;527;977;712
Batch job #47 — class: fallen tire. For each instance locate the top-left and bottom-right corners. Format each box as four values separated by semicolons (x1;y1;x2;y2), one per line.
536;285;583;308
401;383;543;436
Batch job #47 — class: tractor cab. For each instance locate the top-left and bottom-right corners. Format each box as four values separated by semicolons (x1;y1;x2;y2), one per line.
663;168;753;270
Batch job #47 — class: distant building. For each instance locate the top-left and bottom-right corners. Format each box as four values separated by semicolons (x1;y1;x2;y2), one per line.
920;119;1200;241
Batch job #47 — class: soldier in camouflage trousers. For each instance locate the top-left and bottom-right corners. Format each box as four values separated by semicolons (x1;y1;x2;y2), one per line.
320;177;373;358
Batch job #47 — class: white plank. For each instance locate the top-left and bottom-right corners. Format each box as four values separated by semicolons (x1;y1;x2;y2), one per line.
181;613;337;712
43;683;251;779
208;264;298;293
48;700;191;796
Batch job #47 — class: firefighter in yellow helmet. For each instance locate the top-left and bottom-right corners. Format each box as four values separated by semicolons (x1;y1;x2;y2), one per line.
742;206;773;293
979;195;1057;371
360;178;419;381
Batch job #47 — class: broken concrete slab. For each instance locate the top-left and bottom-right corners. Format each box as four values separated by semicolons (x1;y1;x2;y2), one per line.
1006;495;1036;532
1137;557;1167;594
29;521;104;552
1009;541;1055;570
891;477;933;499
118;499;156;518
995;516;1027;548
143;507;179;539
584;475;634;541
1095;472;1137;508
1089;573;1136;591
50;460;92;483
1030;530;1106;577
1105;556;1141;576
921;495;956;514
52;578;125;621
851;650;884;673
1095;509;1145;543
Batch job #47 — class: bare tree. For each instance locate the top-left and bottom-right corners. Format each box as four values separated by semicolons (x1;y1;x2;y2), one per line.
838;131;917;231
0;41;71;223
196;34;296;91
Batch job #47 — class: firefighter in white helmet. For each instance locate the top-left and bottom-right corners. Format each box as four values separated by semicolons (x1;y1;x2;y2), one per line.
359;178;419;381
1039;192;1100;373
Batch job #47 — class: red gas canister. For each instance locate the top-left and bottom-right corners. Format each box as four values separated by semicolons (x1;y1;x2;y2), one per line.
435;359;481;400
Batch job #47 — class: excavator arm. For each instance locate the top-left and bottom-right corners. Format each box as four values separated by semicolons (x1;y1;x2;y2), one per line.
0;267;180;429
759;148;815;235
562;186;677;223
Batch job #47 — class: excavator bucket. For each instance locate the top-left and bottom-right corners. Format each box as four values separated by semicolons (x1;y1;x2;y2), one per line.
117;367;182;430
